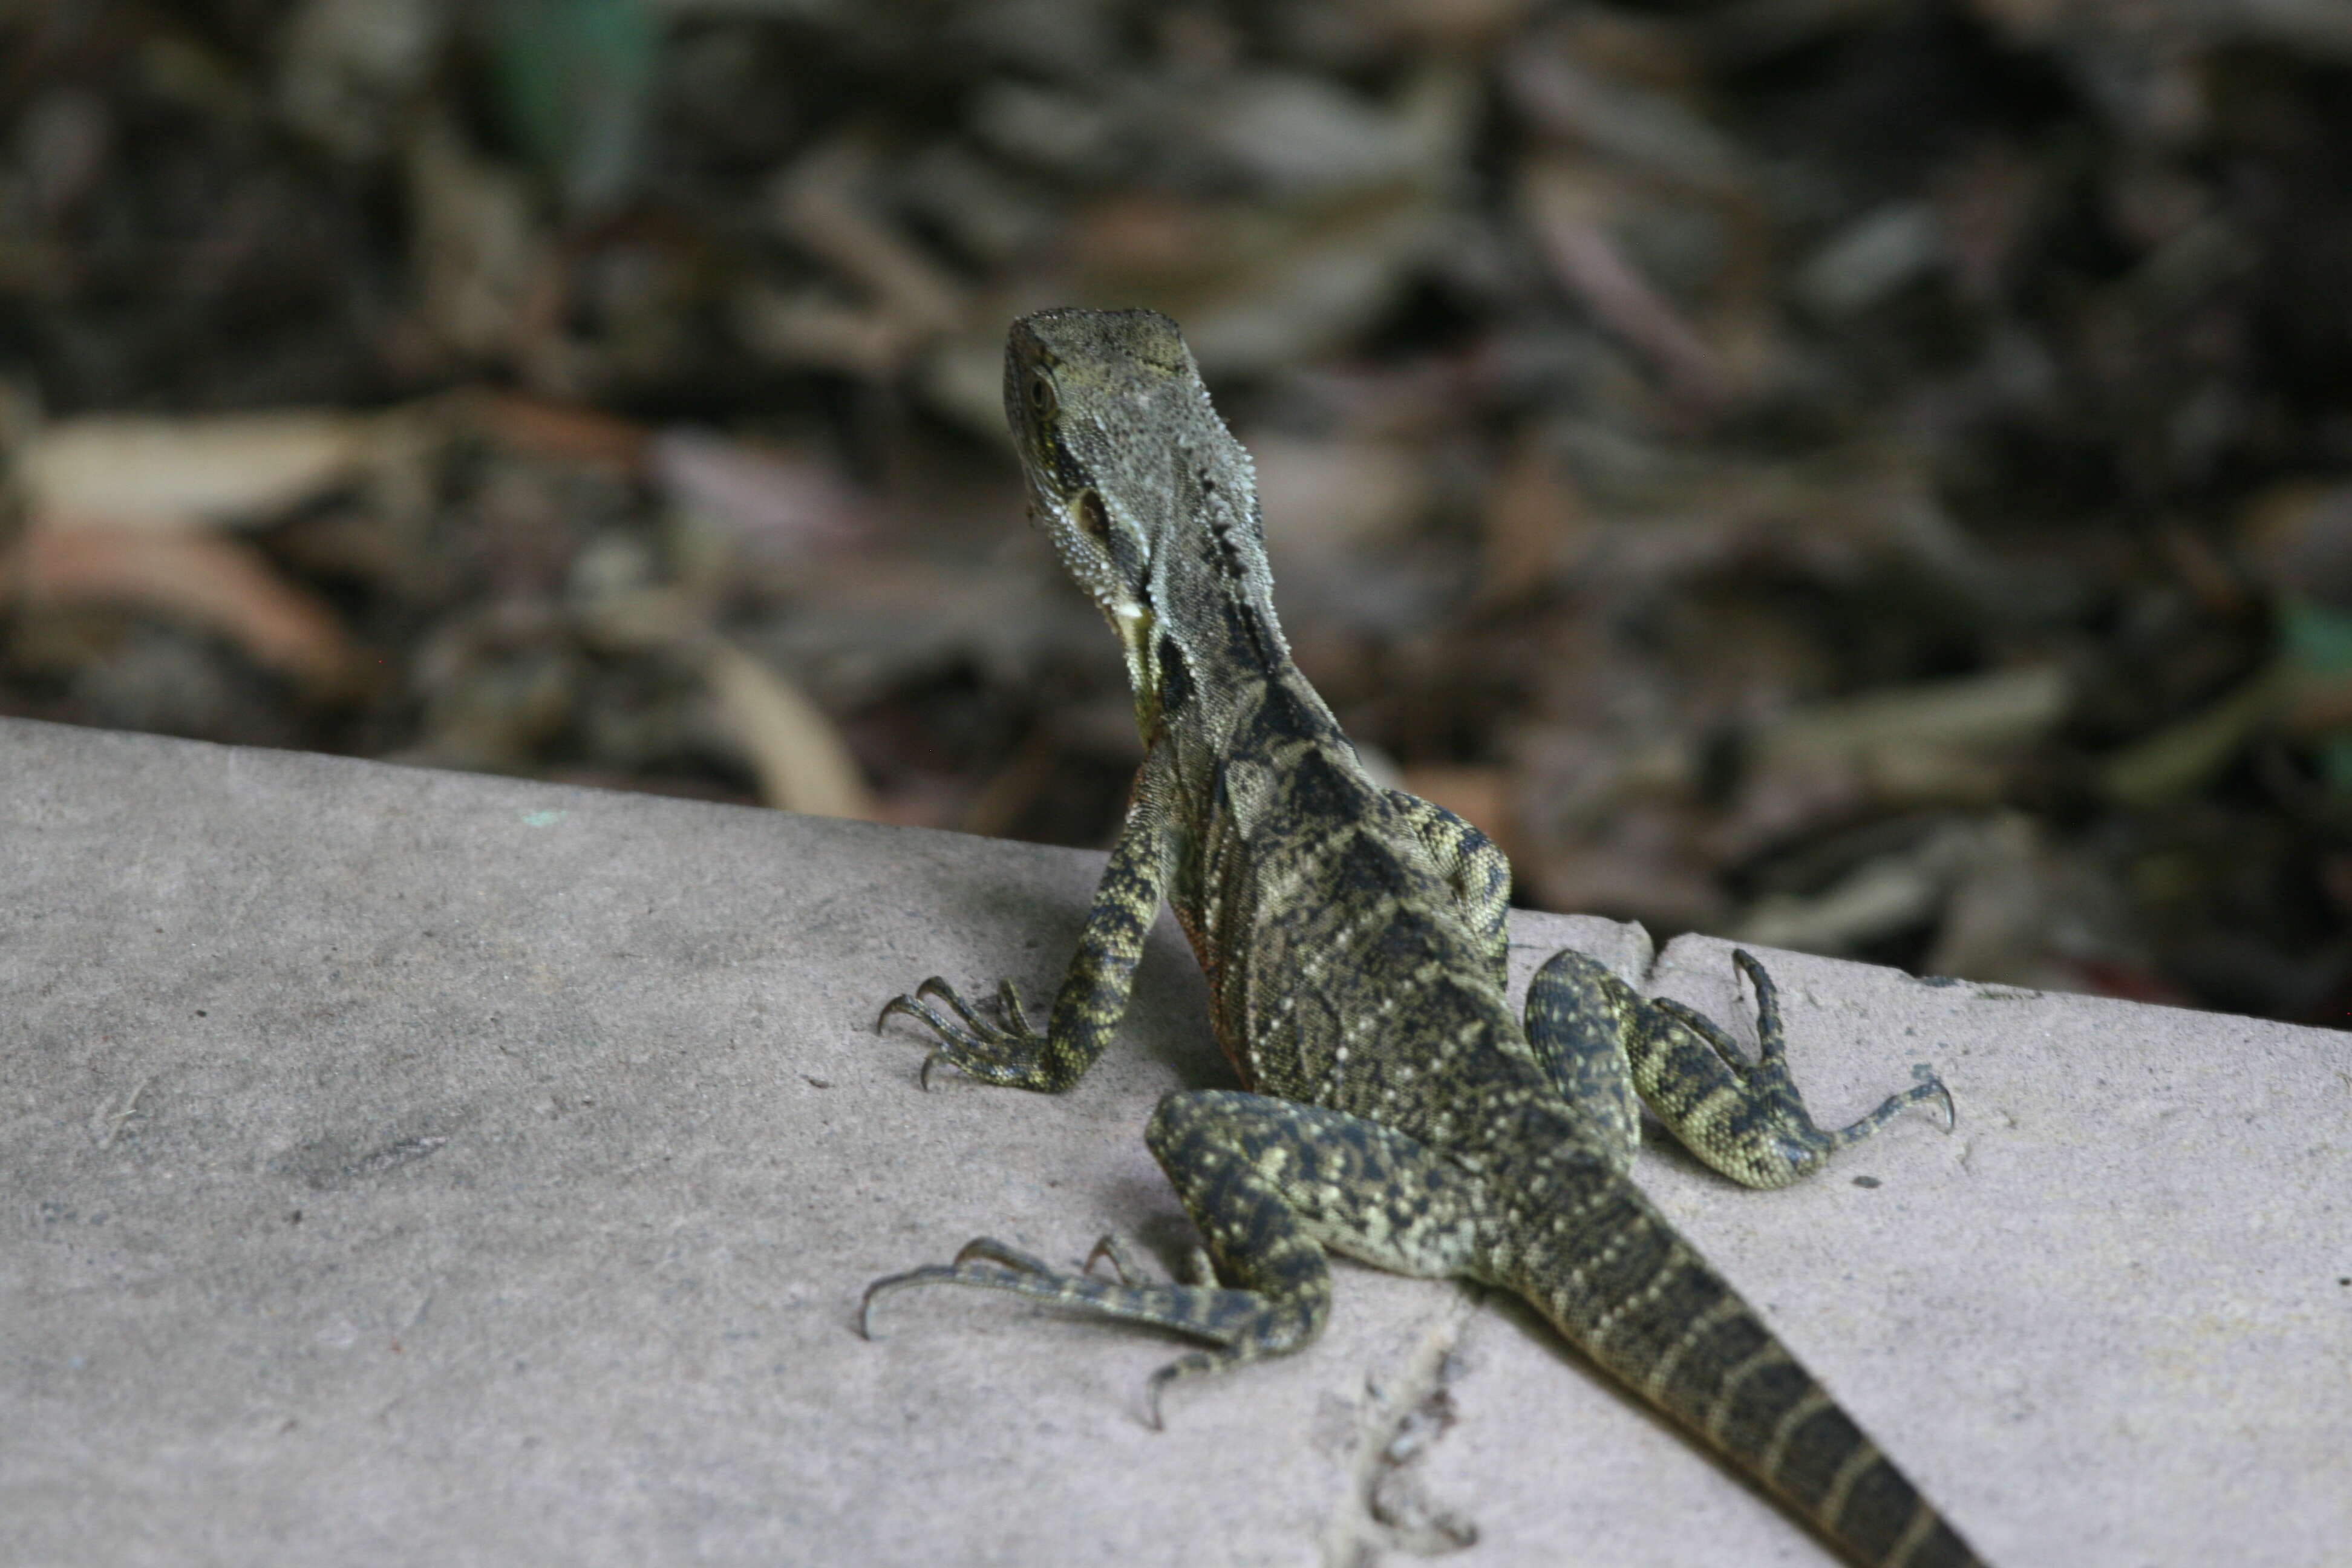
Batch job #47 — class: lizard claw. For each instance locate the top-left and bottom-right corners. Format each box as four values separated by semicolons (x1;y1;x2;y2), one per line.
861;1237;1046;1336
857;1270;904;1339
1140;1347;1227;1432
1084;1232;1151;1286
995;978;1036;1037
877;973;1054;1087
1914;1063;1958;1132
950;1236;1058;1273
915;976;992;1033
875;979;955;1034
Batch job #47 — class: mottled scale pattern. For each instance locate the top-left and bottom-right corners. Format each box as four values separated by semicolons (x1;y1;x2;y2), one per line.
867;309;1985;1567
1382;786;1512;986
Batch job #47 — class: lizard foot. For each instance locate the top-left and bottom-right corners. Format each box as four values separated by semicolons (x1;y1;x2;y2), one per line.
1649;949;1955;1187
861;1235;1062;1338
858;1233;1274;1428
875;976;1051;1088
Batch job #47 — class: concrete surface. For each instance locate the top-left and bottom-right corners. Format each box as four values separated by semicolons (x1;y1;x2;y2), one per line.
1;716;2344;1568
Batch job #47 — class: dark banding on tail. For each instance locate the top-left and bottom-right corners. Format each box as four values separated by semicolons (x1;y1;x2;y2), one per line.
1518;1181;1985;1568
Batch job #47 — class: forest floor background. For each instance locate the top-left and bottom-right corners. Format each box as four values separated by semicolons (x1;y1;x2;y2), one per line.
6;0;2352;1024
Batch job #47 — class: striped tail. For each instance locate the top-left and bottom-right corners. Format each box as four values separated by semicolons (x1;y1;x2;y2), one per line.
1511;1177;1985;1568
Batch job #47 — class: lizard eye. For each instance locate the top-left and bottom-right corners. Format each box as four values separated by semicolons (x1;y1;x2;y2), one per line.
1027;369;1057;421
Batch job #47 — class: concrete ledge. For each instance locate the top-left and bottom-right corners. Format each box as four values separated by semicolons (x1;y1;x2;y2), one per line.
1;717;2344;1566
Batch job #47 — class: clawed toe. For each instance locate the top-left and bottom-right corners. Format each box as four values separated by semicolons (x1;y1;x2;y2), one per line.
1084;1232;1154;1286
952;1236;1057;1275
1912;1063;1958;1131
860;1236;1056;1338
877;973;1056;1088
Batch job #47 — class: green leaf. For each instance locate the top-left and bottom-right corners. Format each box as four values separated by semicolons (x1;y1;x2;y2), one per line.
2279;595;2352;795
488;0;661;212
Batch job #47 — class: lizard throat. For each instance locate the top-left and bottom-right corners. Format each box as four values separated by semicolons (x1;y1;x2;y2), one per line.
1112;602;1160;739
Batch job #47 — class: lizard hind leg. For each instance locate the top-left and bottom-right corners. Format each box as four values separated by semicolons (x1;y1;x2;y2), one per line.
1139;1089;1494;1422
1640;949;1955;1190
1521;947;1648;1174
860;1232;1274;1424
862;1089;1491;1427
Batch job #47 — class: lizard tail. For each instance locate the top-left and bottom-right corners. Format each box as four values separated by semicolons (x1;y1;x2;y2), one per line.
1507;1178;1985;1568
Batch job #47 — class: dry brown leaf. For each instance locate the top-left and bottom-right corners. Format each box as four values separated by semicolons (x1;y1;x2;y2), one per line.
278;0;445;162
2239;479;2352;603
1792;201;1943;317
1504;27;1745;193
705;641;875;820
1148;189;1451;377
956;725;1063;839
1070;194;1228;281
1518;158;1733;410
732;285;918;379
1918;813;2161;996
1523;803;1728;929
1067;182;1449;377
2097;662;2288;808
1182;67;1454;198
22;410;401;534
2283;675;2352;736
650;429;865;555
4;527;352;690
1754;664;2074;771
1247;431;1432;566
474;392;650;471
1731;822;1976;954
1372;0;1547;47
1480;431;1590;599
1967;0;2352;64
1934;138;2053;305
406;115;546;366
1716;665;2071;848
763;132;970;376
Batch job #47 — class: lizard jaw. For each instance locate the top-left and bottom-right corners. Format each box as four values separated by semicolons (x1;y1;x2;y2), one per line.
1028;489;1162;739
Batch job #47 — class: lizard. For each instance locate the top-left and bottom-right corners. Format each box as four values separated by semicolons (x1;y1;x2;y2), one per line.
863;307;1984;1568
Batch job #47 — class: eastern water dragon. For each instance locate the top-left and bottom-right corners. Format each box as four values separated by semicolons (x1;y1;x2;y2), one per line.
865;307;1983;1567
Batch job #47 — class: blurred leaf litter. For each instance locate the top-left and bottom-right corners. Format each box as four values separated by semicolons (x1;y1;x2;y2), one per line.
0;0;2348;1019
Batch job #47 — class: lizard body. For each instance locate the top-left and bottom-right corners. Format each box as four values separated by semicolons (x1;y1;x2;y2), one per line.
867;308;1983;1568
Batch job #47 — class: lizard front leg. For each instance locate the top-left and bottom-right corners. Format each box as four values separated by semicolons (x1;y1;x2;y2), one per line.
878;750;1178;1092
1526;947;1953;1189
862;1089;1489;1425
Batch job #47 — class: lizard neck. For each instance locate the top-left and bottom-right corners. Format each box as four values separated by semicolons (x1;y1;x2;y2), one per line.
1147;569;1350;786
1138;450;1334;759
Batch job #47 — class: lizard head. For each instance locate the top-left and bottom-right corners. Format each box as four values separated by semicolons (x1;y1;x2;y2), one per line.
1004;307;1281;740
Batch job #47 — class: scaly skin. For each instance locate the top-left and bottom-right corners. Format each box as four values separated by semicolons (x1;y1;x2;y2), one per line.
866;308;1981;1568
